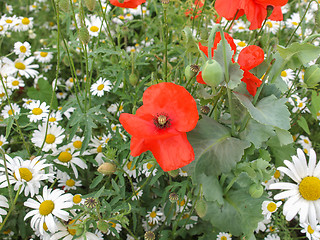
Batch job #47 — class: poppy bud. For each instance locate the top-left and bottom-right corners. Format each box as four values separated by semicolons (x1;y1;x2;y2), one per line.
195;199;207;218
305;65;320;88
97;220;109;233
78;26;90;44
59;0;70;12
97;162;117;175
129;73;138;86
84;0;96;11
249;183;264;198
201;59;223;87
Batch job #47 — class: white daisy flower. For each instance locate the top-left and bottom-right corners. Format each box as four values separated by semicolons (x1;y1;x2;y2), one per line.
44;111;63;126
0;19;8;36
265;20;280;34
22;98;35;109
0;195;9;223
292;96;309;113
264;233;280;240
142;161;157;177
270;148;320;228
15;17;34;31
0;155;53;197
85;15;104;37
2;15;19;30
13;41;31;57
280;68;295;87
56;91;67;99
101;133;112;147
31;123;65;152
3;57;39;79
232;20;248;32
261;200;282;219
87;136;104;165
65;77;74;90
179;169;188;177
123;159;140;179
6;76;25;90
27;100;50;122
107;102;124;115
255;216;271;233
1;103;20;119
53;147;87;179
0;135;8;149
68;135;84;151
182;213;198;230
216;232;232;240
57;172;82;191
177;195;192;212
58;106;75;119
300;222;320;240
146;206;163;225
131;183;143;201
106;220;122;236
34;49;53;63
297;135;312;154
285;12;300;29
24;186;73;235
90;77;112;97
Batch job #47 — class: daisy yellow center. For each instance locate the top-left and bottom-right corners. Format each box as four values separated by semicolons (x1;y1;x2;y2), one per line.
0;141;3;146
317;112;320;117
32;108;43;115
221;237;227;240
127;161;136;170
49;117;56;122
22;18;30;25
178;199;185;206
20;46;27;53
299;176;320;201
12;80;20;86
15;62;26;70
18;168;33;181
281;71;287;77
97;145;102;153
304;139;310;144
266;21;273;28
298;102;303;108
182;213;190;219
97;84;104;91
304;148;309;154
238;26;245;30
58;151;72;163
73;140;82;149
43;222;48;231
45;134;56;144
40;52;48;57
0;93;5;97
150;211;157;218
147;163;153;170
73;194;82;204
6;19;12;24
8;109;14;115
67;220;76;235
267;202;277;212
0;25;3;31
119;105;123;111
274;170;281;179
66;179;75;187
237;41;246;47
69;78;74;82
119;15;125;20
90;26;99;32
292;22;298;26
109;221;116;228
269;226;275;232
308;225;315;234
39;200;54;216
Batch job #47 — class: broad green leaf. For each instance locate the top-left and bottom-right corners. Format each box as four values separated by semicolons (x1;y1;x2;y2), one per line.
277;43;320;69
196;173;224;205
297;116;310;135
203;189;266;236
239;119;275;148
228;62;243;89
234;93;291;130
267;136;295;167
304;65;320;88
188;116;250;176
274;127;293;146
310;91;320;119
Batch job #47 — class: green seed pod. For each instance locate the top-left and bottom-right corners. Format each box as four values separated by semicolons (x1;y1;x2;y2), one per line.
305;65;320;88
84;0;96;11
201;59;223;87
97;220;109;233
195;199;207;218
59;0;70;12
249;183;264;199
78;26;90;44
97;162;116;175
129;73;139;86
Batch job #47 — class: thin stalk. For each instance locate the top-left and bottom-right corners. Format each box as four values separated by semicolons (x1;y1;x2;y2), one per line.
225;10;239;32
0;149;13;203
163;6;168;81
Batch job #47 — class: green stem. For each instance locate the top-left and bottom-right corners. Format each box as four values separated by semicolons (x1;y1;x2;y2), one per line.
224;176;237;195
163;6;168;81
0;149;13;203
225;10;239;32
207;24;219;60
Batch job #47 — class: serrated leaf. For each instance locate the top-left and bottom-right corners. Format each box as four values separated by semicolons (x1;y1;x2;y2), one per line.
277;43;320;69
182;27;198;53
228;62;243;89
234;93;291;130
297;116;310;135
188;116;250;176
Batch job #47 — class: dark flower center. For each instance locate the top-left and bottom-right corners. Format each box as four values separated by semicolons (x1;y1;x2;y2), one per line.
153;113;171;129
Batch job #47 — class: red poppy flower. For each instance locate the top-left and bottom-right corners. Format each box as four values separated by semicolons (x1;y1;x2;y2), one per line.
238;45;265;96
185;0;204;19
109;0;145;9
119;82;199;172
214;0;288;30
196;32;237;84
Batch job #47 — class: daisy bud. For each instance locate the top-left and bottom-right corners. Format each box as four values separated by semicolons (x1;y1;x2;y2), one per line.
97;162;117;175
201;59;223;88
59;0;70;12
78;26;90;45
84;0;96;11
200;105;210;115
304;65;320;88
97;220;109;233
249;183;264;198
169;192;179;203
129;73;138;86
144;231;156;240
195;199;207;218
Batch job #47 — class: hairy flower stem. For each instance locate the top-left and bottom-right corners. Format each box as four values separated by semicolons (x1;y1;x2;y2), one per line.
163;6;168;81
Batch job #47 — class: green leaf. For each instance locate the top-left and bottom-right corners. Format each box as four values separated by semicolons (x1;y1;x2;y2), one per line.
277;43;320;69
274;127;293;146
228;62;243;89
267;136;295;167
234;93;291;130
94;186;105;198
297;116;310;135
182;27;198;53
196;173;224;205
5;117;14;138
239;119;275;148
89;174;104;189
310;91;320;119
188;116;250;176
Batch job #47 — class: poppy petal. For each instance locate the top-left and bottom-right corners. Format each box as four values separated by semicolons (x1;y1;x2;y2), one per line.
109;0;145;8
215;0;243;20
238;45;264;70
241;70;262;96
196;71;206;84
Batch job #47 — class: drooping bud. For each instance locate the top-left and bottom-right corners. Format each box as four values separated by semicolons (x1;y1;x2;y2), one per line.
201;59;223;87
195;199;207;218
249;183;264;198
129;73;138;86
84;0;96;11
97;162;117;175
78;26;90;44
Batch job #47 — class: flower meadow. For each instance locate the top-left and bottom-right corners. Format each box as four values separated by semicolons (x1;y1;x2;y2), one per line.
0;0;320;239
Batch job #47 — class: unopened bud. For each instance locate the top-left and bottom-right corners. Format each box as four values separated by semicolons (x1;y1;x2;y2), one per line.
169;192;179;203
59;0;70;12
78;27;90;44
97;162;117;175
129;73;138;86
200;106;210;115
201;59;223;87
195;199;207;218
84;0;96;11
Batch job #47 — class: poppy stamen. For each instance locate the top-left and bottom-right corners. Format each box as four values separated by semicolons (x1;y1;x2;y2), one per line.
153;113;171;129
